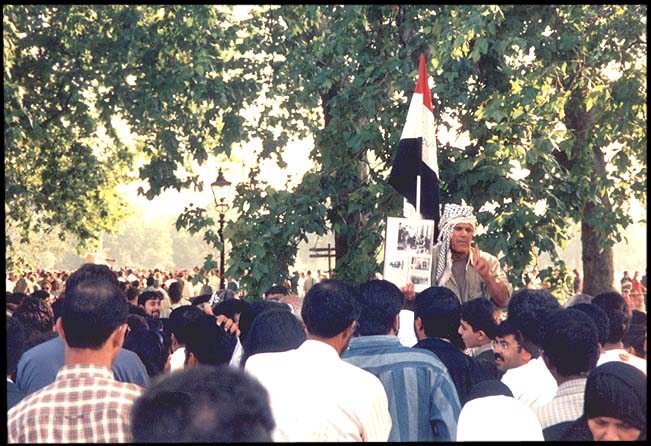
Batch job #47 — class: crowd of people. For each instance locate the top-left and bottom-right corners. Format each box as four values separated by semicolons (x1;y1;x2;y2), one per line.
5;203;647;442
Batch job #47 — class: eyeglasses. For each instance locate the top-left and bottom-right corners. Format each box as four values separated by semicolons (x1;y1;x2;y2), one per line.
491;339;520;351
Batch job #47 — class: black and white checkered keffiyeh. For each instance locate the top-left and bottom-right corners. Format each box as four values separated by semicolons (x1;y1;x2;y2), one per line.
434;203;477;286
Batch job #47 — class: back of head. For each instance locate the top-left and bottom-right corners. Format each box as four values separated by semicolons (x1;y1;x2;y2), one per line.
62;278;129;349
414;286;461;340
126;285;139;303
184;314;237;366
212;298;249;321
130;365;275;442
584;362;646;435
12;295;54;333
7;316;26;377
507;288;561;349
64;263;119;298
301;279;360;338
168;305;205;345
569;303;610;347
354;280;403;336
540;308;600;377
238;300;291;344
241;309;306;366
168;281;183;304
123;328;170;378
592;291;631;344
460;297;499;340
264;285;289;299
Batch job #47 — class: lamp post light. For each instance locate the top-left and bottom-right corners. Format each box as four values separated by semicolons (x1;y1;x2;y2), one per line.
211;168;232;291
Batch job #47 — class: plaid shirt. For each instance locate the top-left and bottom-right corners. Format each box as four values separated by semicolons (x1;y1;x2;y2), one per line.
535;377;586;429
7;364;143;443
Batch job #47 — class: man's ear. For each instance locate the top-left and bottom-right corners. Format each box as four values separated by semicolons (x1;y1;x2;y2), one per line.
414;316;425;336
185;350;197;367
111;323;128;349
55;317;66;342
476;329;487;342
391;314;400;335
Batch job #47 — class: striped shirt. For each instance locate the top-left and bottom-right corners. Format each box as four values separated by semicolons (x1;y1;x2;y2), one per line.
535;377;586;429
343;335;461;441
7;364;143;443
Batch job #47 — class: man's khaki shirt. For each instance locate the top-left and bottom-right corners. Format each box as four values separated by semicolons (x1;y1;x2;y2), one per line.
429;244;512;305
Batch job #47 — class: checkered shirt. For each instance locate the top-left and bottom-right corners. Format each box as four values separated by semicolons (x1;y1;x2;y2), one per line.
7;364;143;443
535;377;586;429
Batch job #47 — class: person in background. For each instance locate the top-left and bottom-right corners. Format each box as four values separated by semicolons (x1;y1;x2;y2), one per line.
130;366;275;442
459;297;502;379
184;314;237;367
7;316;27;410
240;309;306;367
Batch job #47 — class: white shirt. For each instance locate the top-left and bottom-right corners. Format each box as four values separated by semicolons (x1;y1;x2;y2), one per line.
397;309;417;347
501;356;558;411
229;338;244;368
245;339;392;442
169;347;186;372
597;349;647;375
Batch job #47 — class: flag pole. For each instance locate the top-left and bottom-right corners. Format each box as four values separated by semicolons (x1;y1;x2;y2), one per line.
416;175;421;217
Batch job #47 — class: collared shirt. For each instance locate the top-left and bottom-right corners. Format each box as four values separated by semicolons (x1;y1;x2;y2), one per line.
342;335;460;441
245;339;392;442
597;349;647;375
429;244;512;304
8;364;143;443
397;309;417;347
16;336;149;395
501;356;558;411
535;377;587;429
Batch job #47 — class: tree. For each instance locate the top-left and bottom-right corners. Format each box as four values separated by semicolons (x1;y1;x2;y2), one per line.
4;5;251;268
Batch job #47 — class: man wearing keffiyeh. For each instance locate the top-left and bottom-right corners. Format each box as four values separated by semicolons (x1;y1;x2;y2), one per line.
430;203;512;308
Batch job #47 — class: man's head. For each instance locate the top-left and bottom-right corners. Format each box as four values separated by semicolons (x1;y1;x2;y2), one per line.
264;285;289;301
569;303;610;349
506;288;561;357
414;286;464;348
7;316;26;378
168;281;183;305
459;297;499;348
138;290;163;318
623;271;630;278
184;314;237;367
493;319;530;372
168;305;204;348
64;263;119;298
434;204;477;286
130;365;275;442
238;300;291;345
301;279;360;342
592;291;631;345
12;295;54;334
354;280;403;336
126;285;139;305
59;278;129;350
539;308;600;380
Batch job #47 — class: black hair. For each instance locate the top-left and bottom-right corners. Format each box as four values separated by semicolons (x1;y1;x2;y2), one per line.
138;290;163;307
168;281;183;304
12;295;54;333
61;278;129;349
51;298;64;322
123;327;171;378
167;305;204;345
238;300;291;344
569;303;611;347
631;309;647;326
354;280;403;336
7;292;27;306
128;303;148;318
497;319;524;345
301;279;360;339
213;298;250;320
7;316;26;377
146;275;155;287
414;286;464;348
592;291;631;344
130;365;275;442
460;297;499;340
126;313;149;333
64;263;119;298
506;288;561;348
540;309;600;377
31;289;50;301
264;285;289;298
126;285;139;303
241;309;306;367
184;314;237;366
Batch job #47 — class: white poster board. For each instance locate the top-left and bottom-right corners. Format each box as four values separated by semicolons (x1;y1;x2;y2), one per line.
383;217;435;293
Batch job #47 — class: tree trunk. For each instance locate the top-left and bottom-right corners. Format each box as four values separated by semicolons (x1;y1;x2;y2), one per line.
581;200;616;296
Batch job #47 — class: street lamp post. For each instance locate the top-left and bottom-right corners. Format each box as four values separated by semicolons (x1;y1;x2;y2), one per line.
211;168;231;291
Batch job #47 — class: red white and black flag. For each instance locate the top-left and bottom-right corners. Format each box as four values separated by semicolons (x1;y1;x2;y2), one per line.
388;54;440;236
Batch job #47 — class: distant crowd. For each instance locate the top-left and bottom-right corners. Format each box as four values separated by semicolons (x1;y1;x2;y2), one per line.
5;260;647;442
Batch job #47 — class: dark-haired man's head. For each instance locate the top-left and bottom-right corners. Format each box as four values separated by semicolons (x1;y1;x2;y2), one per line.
264;285;289;301
168;281;183;305
241;309;306;367
493;319;529;373
354;280;403;336
506;288;561;355
130;365;275;443
459;297;500;349
184;314;237;367
12;295;54;334
64;263;119;298
58;278;129;352
592;291;631;346
138;290;163;319
168;305;204;348
7;316;26;379
213;298;250;324
414;286;464;349
238;300;292;345
540;309;600;381
126;286;139;305
570;303;610;349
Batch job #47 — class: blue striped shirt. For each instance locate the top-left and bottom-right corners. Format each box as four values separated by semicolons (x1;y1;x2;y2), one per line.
343;335;461;441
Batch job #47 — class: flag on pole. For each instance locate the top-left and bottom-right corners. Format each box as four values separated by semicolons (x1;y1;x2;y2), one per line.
388;54;440;237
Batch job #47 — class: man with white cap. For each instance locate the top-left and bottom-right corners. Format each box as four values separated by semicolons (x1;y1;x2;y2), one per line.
429;203;511;308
